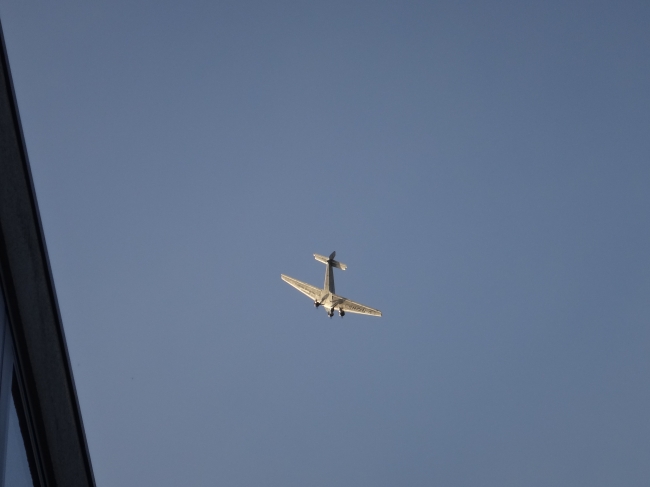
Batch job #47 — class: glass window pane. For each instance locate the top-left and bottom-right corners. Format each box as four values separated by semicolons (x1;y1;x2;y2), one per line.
3;386;35;487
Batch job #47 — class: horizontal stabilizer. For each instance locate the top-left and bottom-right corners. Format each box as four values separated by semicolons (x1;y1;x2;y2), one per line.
314;253;347;270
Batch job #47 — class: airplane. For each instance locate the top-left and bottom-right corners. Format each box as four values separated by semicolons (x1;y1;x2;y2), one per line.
281;252;382;318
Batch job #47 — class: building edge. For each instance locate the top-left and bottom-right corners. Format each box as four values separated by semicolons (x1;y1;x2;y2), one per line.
0;17;96;487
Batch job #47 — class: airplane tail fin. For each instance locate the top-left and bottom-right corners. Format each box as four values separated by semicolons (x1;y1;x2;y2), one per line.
314;252;347;270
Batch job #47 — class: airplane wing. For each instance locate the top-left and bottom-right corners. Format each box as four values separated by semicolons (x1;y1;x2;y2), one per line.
336;297;382;317
281;274;321;301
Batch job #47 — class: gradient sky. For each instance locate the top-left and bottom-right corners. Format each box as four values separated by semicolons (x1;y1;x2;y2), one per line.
1;1;649;485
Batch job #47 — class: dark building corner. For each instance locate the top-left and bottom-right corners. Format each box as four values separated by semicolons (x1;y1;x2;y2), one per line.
0;18;96;487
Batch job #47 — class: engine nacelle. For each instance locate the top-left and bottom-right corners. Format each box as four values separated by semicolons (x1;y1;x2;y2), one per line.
339;309;345;317
314;301;320;308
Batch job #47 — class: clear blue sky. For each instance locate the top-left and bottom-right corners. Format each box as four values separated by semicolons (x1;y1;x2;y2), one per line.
1;1;649;485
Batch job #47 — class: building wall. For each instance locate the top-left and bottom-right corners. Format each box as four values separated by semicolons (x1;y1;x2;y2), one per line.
0;20;95;487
